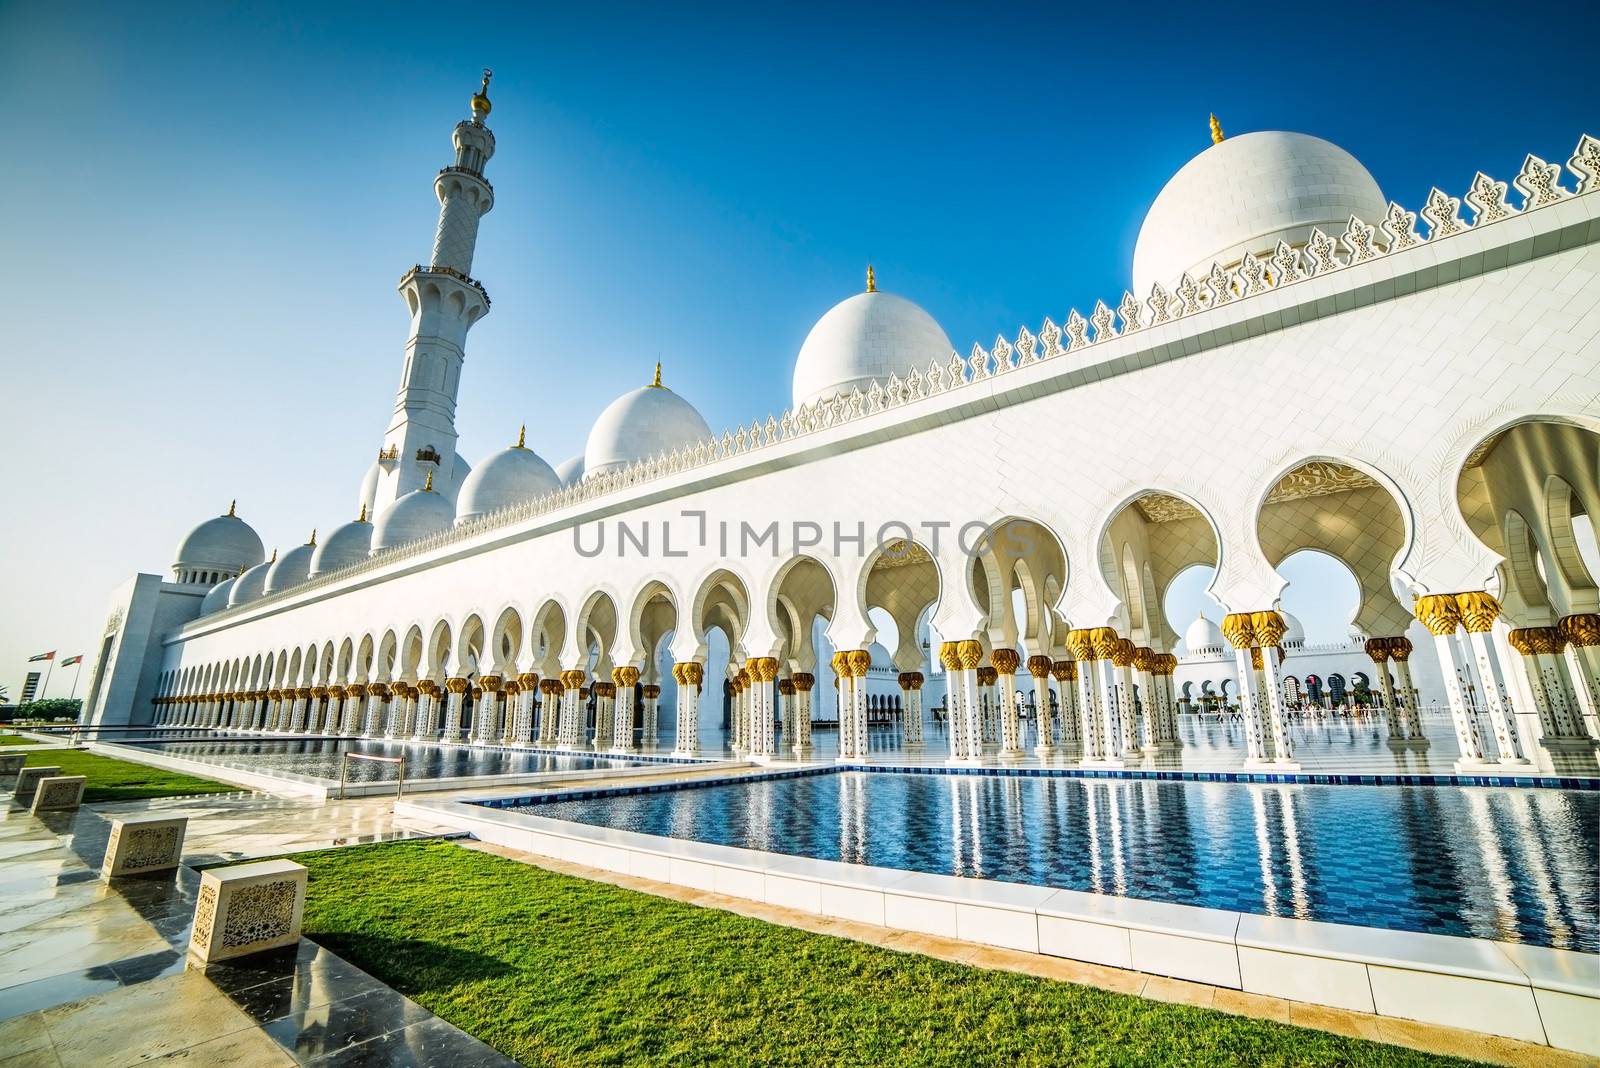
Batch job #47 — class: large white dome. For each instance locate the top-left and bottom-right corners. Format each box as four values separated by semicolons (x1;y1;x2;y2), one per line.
228;554;274;608
792;287;952;410
457;434;561;522
554;454;586;487
1132;130;1386;299
584;372;712;478
371;481;453;554
172;504;265;581
310;510;373;577
263;536;316;596
1184;612;1225;656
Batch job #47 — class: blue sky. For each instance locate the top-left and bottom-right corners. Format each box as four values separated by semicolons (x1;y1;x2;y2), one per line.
2;0;1597;698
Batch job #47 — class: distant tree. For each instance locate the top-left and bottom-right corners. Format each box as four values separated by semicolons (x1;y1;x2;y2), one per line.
0;684;9;704
16;698;82;722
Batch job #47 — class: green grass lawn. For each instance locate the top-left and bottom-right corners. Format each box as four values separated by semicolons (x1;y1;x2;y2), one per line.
295;841;1482;1068
0;734;41;745
18;748;236;802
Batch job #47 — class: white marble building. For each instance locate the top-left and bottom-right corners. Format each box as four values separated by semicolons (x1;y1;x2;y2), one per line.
81;80;1600;775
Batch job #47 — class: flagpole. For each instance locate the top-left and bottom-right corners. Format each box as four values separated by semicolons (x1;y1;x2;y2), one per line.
68;662;83;700
41;658;54;701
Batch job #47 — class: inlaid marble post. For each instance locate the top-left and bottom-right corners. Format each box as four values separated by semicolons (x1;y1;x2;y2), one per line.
1051;660;1081;753
1250;612;1298;767
746;658;777;759
538;680;561;745
1132;648;1158;751
847;650;870;761
441;677;468;742
413;681;439;740
1415;595;1488;765
1558;614;1600;739
993;649;1022;758
902;672;924;748
791;673;814;755
831;652;851;760
1027;656;1053;756
779;678;797;746
558;671;586;748
515;673;539;745
1221;615;1269;763
592;682;613;748
673;662;702;756
1457;593;1525;763
641;683;660;748
957;640;984;763
613;667;639;751
1066;634;1106;762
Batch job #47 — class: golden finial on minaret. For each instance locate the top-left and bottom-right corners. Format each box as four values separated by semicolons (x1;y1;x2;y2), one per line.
516;424;527;448
471;68;493;118
308;529;316;547
651;361;663;388
423;470;435;492
226;499;237;517
1209;114;1225;145
866;264;877;293
358;503;368;523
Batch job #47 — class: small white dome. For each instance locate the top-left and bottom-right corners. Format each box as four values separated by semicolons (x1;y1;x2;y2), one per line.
199;576;236;616
554;454;586;486
310;511;374;576
456;435;560;523
228;556;274;607
172;505;265;580
263;538;316;595
358;461;380;517
1184;612;1225;655
1282;611;1306;646
792;287;952;410
371;481;454;554
584;373;712;478
1132;130;1386;299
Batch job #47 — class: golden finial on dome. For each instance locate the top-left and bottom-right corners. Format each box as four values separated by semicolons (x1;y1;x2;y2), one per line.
308;529;316;547
650;361;663;388
269;548;277;563
1210;114;1225;145
358;503;368;523
866;264;877;293
516;423;527;448
226;499;237;517
423;470;435;492
471;68;493;118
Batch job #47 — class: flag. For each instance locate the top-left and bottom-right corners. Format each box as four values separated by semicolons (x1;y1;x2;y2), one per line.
28;651;55;662
61;655;83;667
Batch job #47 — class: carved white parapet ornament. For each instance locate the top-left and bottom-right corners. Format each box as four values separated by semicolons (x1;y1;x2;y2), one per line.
31;775;87;813
0;752;25;779
102;814;188;878
189;859;308;964
13;765;61;802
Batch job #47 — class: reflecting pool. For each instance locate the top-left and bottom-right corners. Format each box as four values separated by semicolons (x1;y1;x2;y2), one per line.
529;770;1599;950
124;737;653;783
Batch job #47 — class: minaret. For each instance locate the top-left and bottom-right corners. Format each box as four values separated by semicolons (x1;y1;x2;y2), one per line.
372;69;498;513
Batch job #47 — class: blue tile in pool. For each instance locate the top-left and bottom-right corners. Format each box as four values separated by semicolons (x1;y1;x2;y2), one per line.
121;737;669;782
513;768;1598;951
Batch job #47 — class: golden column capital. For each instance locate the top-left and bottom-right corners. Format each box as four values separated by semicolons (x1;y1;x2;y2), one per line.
478;674;503;692
517;672;539;689
680;662;704;686
1026;655;1052;679
846;650;872;678
1414;594;1463;636
779;679;796;696
1065;630;1095;662
1385;636;1413;661
990;648;1020;675
1558;613;1600;648
1454;591;1501;633
1157;653;1179;675
445;676;471;694
896;672;914;691
1364;637;1391;663
937;642;962;671
976;666;998;686
1089;627;1120;661
503;680;520;696
387;682;406;698
792;672;815;692
1250;610;1287;648
1050;659;1078;682
642;684;661;699
1109;638;1136;668
418;680;439;696
906;671;924;689
618;666;640;687
956;640;983;670
1131;647;1156;673
1220;613;1256;650
831;651;849;676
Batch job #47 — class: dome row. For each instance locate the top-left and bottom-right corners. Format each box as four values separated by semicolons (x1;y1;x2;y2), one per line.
181;125;1380;616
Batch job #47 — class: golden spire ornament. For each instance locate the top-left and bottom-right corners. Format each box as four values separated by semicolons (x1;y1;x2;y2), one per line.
269;548;277;563
516;424;527;448
1210;114;1225;144
866;264;877;293
423;470;434;492
471;68;493;117
651;361;663;388
308;529;317;547
226;499;237;517
358;503;368;523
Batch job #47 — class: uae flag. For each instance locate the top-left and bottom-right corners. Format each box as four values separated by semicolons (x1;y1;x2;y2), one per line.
60;655;83;667
28;651;55;662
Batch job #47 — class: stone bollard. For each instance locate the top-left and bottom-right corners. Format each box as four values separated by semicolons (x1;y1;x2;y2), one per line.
102;814;188;878
188;859;308;964
0;753;25;780
13;766;61;803
31;776;87;813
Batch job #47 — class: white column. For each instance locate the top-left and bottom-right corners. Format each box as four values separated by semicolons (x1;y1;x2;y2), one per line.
792;674;814;755
904;675;924;747
848;651;869;760
641;684;660;748
994;651;1021;758
442;679;467;742
674;663;702;756
1028;658;1053;757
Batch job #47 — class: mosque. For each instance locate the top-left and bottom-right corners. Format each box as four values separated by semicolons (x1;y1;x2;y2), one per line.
81;74;1600;775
